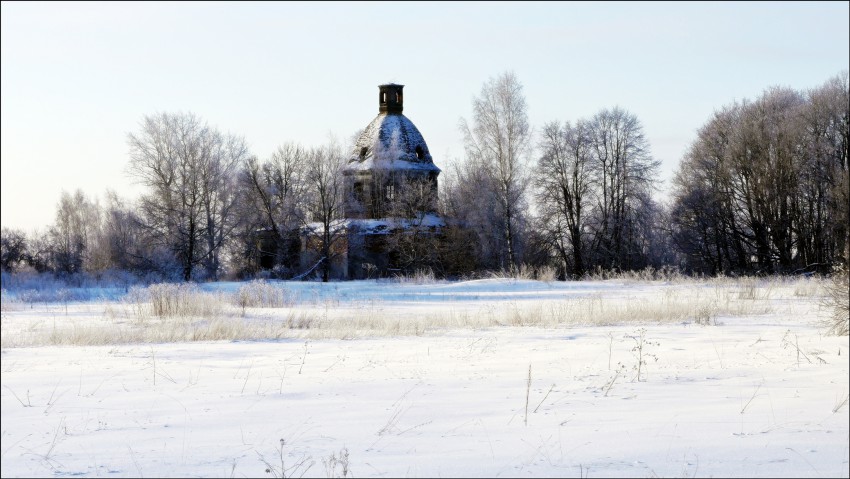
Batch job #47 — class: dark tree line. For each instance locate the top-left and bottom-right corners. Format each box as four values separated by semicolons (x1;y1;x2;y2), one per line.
670;73;849;275
2;72;847;283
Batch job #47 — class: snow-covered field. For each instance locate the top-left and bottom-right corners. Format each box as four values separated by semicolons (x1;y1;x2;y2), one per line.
1;277;848;477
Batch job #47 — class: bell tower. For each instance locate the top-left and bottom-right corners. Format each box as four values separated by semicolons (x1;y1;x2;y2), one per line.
378;84;404;113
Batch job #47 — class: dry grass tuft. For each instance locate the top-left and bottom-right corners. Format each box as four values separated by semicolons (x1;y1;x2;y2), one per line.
234;280;293;309
822;266;849;336
388;268;437;284
126;283;226;319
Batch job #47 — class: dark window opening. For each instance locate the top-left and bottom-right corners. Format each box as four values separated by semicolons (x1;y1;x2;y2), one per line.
353;182;364;202
360;146;368;161
396;92;402;103
415;145;424;160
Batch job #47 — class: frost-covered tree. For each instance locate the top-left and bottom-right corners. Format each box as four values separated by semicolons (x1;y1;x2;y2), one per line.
458;71;532;271
441;155;504;271
127;112;249;281
48;189;102;276
670;72;849;274
96;190;164;278
586;107;660;271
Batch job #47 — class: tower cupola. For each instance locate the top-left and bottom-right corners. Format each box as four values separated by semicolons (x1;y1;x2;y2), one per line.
378;84;404;113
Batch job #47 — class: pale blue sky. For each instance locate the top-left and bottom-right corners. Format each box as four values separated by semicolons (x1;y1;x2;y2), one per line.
2;1;848;232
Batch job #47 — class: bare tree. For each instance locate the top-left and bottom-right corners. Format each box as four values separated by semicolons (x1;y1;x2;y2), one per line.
236;143;308;275
436;157;482;276
48;189;102;276
0;228;28;273
96;190;168;278
303;140;347;282
671;105;741;274
536;120;594;278
441;156;503;270
127;112;249;281
732;87;807;273
587;107;660;271
670;72;849;274
199;132;248;279
459;71;532;271
385;177;441;273
802;72;849;269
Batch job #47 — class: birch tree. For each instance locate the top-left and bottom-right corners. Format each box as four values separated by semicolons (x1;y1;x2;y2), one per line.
459;71;531;271
49;189;101;276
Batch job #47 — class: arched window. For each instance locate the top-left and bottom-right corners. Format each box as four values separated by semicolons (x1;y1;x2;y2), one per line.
396;92;402;103
360;146;368;161
381;92;387;103
415;145;424;160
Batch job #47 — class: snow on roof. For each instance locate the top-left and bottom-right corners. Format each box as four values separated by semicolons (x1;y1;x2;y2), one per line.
301;219;349;235
344;113;440;174
301;214;445;236
348;214;445;235
343;157;441;173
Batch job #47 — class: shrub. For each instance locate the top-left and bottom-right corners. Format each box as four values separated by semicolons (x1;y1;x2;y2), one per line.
823;265;849;336
234;280;292;309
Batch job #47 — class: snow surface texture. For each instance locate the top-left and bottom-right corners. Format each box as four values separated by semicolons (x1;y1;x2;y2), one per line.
1;278;848;477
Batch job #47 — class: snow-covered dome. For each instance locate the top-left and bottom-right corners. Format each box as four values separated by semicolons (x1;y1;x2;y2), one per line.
345;84;440;173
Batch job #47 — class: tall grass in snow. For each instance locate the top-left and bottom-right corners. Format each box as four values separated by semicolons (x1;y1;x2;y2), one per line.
387;268;437;285
1;276;815;347
1;270;138;304
485;264;559;282
127;283;226;319
234;280;293;309
822;266;849;336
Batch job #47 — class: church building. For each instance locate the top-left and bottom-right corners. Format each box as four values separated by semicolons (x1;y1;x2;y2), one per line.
341;83;444;278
